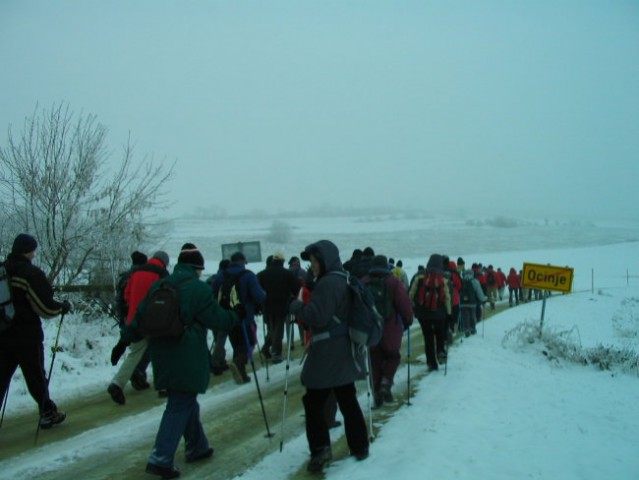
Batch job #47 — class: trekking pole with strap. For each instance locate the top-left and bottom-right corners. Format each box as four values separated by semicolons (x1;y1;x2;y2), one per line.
279;320;294;452
242;321;273;438
364;346;375;442
258;314;270;382
0;381;9;428
34;312;65;444
406;325;412;406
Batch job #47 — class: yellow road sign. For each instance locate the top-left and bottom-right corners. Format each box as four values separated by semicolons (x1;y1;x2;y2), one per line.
521;263;574;293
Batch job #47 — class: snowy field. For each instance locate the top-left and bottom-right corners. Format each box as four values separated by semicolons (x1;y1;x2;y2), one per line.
2;214;639;479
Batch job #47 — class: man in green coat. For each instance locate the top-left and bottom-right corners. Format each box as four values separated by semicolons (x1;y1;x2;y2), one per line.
124;244;238;479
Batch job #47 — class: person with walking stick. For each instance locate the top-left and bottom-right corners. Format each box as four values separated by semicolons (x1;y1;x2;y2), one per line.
0;233;70;430
288;240;370;473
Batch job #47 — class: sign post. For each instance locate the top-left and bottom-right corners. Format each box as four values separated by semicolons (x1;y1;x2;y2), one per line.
521;263;574;337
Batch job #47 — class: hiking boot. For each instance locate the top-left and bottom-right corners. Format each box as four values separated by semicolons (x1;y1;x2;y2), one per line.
381;384;394;403
372;392;384;409
186;447;214;463
437;352;447;364
39;410;66;429
352;448;369;461
130;371;150;391
260;344;272;359
307;446;332;473
107;383;125;405
229;362;251;384
145;462;180;478
427;363;439;372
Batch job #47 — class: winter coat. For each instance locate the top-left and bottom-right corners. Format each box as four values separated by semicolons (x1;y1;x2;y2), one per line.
408;254;452;321
124;257;168;325
507;268;521;289
365;270;413;352
124;263;237;394
257;263;299;319
295;240;365;389
210;262;266;324
0;253;65;345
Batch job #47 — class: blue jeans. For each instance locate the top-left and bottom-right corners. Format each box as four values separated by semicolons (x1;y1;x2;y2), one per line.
148;391;210;467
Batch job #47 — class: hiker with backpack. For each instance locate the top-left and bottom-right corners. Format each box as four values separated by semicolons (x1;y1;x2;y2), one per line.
113;250;153;391
444;259;462;341
210;251;266;384
288;240;369;473
507;267;521;306
0;233;71;430
108;251;169;405
365;255;414;408
409;254;451;372
207;259;231;375
257;252;299;364
459;268;487;336
123;243;239;479
485;265;498;310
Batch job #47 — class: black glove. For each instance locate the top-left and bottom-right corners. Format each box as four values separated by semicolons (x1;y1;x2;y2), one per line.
110;340;129;366
233;304;247;321
288;299;304;316
61;300;72;314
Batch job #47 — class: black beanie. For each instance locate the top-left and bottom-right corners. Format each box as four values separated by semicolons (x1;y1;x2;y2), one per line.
12;233;38;255
131;251;147;266
178;244;205;270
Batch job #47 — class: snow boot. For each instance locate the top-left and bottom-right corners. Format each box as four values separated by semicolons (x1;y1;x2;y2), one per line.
39;409;66;429
107;383;125;405
145;462;180;479
307;446;332;473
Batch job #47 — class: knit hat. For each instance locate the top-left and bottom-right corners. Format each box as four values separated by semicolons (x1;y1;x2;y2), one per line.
11;233;38;254
272;252;285;262
152;251;170;267
131;251;147;266
457;257;465;266
178;245;205;270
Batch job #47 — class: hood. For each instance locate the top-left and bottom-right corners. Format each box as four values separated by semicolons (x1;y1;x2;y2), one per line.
301;240;343;277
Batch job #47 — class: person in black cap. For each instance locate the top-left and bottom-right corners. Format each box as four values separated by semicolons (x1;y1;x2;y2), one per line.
0;233;71;429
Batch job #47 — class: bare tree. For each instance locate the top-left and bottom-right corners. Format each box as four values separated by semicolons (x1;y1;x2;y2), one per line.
0;103;174;285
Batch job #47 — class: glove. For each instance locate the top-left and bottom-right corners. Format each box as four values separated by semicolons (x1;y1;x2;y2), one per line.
61;300;72;314
110;340;129;366
233;304;247;321
288;299;304;315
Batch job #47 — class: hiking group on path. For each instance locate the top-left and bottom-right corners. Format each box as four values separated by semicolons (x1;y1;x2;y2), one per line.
1;232;541;478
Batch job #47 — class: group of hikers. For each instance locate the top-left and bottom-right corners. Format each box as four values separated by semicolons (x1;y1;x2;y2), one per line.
1;232;539;478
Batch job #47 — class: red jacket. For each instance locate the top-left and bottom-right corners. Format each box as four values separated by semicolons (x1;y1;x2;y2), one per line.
506;268;520;289
124;258;168;325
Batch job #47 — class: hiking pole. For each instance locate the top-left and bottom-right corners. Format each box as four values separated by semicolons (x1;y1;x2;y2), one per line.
242;321;273;438
279;320;294;452
0;382;9;428
35;312;65;444
364;346;374;442
406;326;412;406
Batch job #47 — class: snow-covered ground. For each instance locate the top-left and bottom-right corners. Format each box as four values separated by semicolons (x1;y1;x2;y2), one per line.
2;216;638;479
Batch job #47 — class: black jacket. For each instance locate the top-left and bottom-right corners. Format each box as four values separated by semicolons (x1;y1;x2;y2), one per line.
1;253;65;345
257;263;299;318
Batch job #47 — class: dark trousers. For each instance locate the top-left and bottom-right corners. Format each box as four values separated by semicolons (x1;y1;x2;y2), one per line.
302;383;368;455
263;313;287;357
0;342;56;414
418;317;447;367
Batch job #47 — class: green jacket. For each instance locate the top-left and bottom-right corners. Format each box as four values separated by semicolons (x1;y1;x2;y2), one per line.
124;263;238;393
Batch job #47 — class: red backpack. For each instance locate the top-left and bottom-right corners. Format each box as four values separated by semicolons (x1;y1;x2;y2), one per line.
417;271;446;311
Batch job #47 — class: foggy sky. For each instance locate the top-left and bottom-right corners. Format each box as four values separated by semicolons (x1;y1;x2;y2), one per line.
1;1;638;220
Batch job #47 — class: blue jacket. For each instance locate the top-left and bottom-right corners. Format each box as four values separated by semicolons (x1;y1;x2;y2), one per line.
211;262;265;324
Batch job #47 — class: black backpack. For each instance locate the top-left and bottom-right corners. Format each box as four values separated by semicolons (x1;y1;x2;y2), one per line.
138;278;190;340
367;274;393;320
114;270;131;325
487;271;496;286
460;274;478;305
217;270;248;310
329;271;384;348
0;262;15;333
